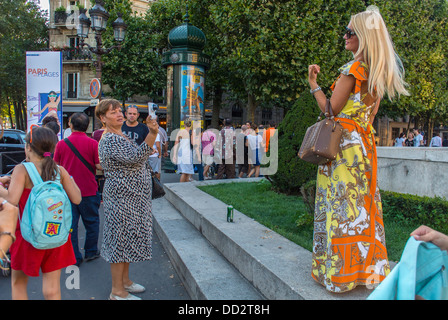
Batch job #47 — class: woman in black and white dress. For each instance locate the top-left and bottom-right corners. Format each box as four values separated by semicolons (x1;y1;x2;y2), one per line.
95;98;158;300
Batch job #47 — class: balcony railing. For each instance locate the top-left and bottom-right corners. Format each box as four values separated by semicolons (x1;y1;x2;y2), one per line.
61;47;93;62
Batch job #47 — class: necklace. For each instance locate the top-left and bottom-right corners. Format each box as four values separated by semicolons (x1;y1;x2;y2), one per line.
104;128;133;143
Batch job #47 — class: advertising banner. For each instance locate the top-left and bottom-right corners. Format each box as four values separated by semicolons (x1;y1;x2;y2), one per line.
26;51;63;137
180;65;205;128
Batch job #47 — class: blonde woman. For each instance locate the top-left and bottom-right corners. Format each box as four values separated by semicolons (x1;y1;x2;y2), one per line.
307;7;409;293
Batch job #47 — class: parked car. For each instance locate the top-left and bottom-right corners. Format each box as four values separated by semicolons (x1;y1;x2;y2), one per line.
0;129;26;174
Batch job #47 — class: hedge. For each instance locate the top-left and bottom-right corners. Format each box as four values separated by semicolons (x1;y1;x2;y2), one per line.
299;180;448;235
269;90;320;195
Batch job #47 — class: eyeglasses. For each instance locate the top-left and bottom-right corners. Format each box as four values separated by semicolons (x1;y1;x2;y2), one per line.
344;27;356;39
29;124;39;144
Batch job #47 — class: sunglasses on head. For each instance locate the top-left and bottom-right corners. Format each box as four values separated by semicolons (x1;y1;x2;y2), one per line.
345;27;356;39
29;124;39;144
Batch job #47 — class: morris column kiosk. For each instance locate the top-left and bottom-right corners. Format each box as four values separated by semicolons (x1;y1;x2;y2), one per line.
162;13;210;136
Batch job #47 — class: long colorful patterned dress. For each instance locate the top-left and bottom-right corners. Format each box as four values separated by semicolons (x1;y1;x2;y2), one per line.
311;60;390;293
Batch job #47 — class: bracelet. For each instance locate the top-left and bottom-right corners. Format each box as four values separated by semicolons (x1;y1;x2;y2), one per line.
0;231;16;243
0;248;11;271
310;86;322;94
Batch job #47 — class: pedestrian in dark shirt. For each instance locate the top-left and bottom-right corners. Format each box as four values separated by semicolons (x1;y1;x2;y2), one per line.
121;105;149;145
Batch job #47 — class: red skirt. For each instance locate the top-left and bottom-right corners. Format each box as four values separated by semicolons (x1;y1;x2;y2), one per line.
9;188;76;277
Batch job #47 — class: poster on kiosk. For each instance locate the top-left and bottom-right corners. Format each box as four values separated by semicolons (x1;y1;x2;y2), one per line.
26;51;63;138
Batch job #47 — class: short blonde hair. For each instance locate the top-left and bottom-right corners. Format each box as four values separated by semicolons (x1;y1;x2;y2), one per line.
95;98;122;120
351;8;409;99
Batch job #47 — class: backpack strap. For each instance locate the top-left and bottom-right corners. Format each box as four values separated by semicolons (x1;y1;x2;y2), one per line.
22;162;44;186
64;138;95;175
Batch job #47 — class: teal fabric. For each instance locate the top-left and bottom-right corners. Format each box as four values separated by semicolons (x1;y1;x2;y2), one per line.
368;237;448;300
20;162;72;249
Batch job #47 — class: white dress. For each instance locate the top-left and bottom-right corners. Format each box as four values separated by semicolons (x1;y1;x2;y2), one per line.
177;137;194;174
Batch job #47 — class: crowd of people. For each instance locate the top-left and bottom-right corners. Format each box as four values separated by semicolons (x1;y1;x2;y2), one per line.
394;128;447;147
0;99;160;300
0;91;446;299
0;105;278;299
173;118;277;182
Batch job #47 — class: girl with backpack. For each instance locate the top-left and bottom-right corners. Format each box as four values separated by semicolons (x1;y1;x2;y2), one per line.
0;126;81;300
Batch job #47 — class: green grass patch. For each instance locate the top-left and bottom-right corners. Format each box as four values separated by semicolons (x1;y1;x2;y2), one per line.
198;180;431;262
198;180;314;252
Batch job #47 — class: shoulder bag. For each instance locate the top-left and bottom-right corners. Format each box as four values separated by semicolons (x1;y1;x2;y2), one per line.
150;167;165;199
298;100;343;165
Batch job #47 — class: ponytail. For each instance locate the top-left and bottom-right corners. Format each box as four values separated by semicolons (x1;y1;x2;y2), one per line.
40;154;59;182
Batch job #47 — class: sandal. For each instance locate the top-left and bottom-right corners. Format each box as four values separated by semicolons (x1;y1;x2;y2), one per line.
124;282;146;293
109;293;141;300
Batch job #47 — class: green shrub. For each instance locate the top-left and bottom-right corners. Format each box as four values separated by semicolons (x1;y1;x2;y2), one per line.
55;6;66;12
300;179;316;215
381;191;448;235
269;90;321;195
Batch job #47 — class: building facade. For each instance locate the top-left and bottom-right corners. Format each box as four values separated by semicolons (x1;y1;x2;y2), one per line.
48;0;156;132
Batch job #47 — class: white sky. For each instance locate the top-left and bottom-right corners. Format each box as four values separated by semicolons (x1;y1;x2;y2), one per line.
38;0;50;12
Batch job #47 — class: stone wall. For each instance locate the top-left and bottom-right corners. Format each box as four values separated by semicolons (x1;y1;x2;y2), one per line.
377;147;448;200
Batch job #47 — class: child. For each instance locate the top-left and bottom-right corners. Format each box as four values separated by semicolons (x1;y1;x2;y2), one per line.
0;126;81;300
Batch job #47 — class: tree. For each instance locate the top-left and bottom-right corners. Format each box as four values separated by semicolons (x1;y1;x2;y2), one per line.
0;0;48;129
209;0;365;122
100;0;166;105
145;0;232;128
373;0;448;141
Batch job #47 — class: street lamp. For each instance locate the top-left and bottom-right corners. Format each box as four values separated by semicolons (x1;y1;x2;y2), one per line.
77;0;127;80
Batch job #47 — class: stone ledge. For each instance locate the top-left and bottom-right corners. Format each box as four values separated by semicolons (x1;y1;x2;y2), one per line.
162;179;373;300
152;197;265;300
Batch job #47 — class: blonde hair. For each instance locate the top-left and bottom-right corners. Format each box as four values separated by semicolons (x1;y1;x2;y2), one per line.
351;8;409;100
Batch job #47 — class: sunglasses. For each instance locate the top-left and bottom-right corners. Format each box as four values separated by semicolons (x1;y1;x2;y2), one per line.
48;94;57;98
345;27;356;39
29;124;39;144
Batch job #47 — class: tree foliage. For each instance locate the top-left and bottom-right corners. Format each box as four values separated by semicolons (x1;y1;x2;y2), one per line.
0;0;48;129
101;0;166;104
373;0;448;139
208;0;365;121
2;0;447;141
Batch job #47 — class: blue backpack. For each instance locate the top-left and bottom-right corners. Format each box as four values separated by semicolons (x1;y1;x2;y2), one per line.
20;162;72;250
